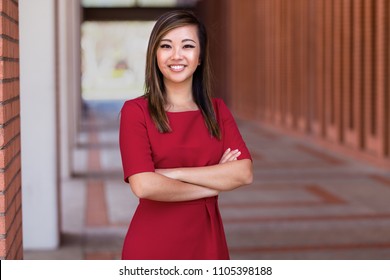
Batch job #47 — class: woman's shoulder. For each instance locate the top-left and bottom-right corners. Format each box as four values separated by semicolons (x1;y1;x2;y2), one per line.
121;96;149;121
122;96;148;112
211;97;235;125
123;95;148;106
212;97;229;113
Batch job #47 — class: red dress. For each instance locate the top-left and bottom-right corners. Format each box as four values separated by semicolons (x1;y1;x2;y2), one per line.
119;97;251;260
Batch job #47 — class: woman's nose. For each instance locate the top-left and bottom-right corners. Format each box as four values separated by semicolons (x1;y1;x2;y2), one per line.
171;47;182;59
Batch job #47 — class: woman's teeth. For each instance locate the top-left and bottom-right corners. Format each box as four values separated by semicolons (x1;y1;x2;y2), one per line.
170;65;185;71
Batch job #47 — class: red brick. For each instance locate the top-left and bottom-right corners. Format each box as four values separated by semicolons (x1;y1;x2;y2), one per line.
0;81;19;101
0;1;19;24
7;224;22;259
0;99;20;124
0;202;19;236
0;60;19;80
0;173;20;212
0;116;20;146
0;210;18;258
0;135;20;169
0;153;20;191
0;238;5;257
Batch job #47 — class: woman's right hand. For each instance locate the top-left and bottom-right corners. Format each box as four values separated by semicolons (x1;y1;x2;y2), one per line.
219;148;241;164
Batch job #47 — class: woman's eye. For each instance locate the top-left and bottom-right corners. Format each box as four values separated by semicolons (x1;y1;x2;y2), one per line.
184;44;195;49
160;44;171;49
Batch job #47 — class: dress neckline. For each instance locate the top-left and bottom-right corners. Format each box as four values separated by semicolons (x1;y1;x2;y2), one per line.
166;110;200;114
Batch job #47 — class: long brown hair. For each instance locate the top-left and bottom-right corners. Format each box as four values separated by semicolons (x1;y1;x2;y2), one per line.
144;10;221;139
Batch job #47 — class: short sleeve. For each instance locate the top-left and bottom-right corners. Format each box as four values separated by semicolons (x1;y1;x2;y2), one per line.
216;99;252;161
119;100;155;182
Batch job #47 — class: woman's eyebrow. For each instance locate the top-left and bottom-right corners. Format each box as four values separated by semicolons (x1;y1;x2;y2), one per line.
182;39;196;43
160;38;197;43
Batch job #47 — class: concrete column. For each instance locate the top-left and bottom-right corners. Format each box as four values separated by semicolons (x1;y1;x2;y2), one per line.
19;0;60;249
58;0;81;180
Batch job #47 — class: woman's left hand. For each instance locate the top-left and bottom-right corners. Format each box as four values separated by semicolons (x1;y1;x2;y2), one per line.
219;148;241;164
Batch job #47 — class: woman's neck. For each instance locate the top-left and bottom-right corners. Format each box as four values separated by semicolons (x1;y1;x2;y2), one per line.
164;81;197;111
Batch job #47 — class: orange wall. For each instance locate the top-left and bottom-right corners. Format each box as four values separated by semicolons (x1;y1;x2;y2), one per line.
198;0;389;168
0;0;22;260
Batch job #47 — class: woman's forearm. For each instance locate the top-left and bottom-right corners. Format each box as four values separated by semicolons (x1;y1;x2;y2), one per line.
157;159;253;191
128;172;219;202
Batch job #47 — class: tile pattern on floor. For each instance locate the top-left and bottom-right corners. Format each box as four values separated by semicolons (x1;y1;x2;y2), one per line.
24;101;390;260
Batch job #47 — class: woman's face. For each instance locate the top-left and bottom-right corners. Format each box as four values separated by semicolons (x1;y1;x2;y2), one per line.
156;25;201;87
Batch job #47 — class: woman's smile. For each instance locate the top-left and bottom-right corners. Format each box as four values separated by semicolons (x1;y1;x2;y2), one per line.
169;64;186;72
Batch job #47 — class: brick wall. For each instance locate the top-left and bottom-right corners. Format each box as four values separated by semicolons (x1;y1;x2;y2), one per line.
198;0;390;168
0;0;22;260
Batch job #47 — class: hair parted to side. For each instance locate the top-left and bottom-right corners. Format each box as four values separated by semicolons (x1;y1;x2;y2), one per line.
144;10;221;139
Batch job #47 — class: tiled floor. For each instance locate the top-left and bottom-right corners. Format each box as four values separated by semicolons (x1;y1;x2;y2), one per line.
24;100;390;260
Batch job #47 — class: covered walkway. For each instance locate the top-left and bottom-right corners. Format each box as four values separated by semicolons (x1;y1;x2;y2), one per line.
1;0;390;261
24;101;390;260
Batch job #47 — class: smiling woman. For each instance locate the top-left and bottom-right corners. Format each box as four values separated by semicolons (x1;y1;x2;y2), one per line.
119;10;253;260
156;25;201;104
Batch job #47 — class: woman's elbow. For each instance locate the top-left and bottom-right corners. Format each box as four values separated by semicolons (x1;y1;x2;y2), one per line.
241;170;253;186
244;170;253;185
128;175;149;199
229;160;253;189
242;160;253;185
129;182;145;198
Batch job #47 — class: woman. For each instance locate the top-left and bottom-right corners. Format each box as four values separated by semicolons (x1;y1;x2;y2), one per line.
119;10;253;260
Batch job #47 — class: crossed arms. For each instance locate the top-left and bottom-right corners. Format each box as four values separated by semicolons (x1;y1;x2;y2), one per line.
127;148;253;202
